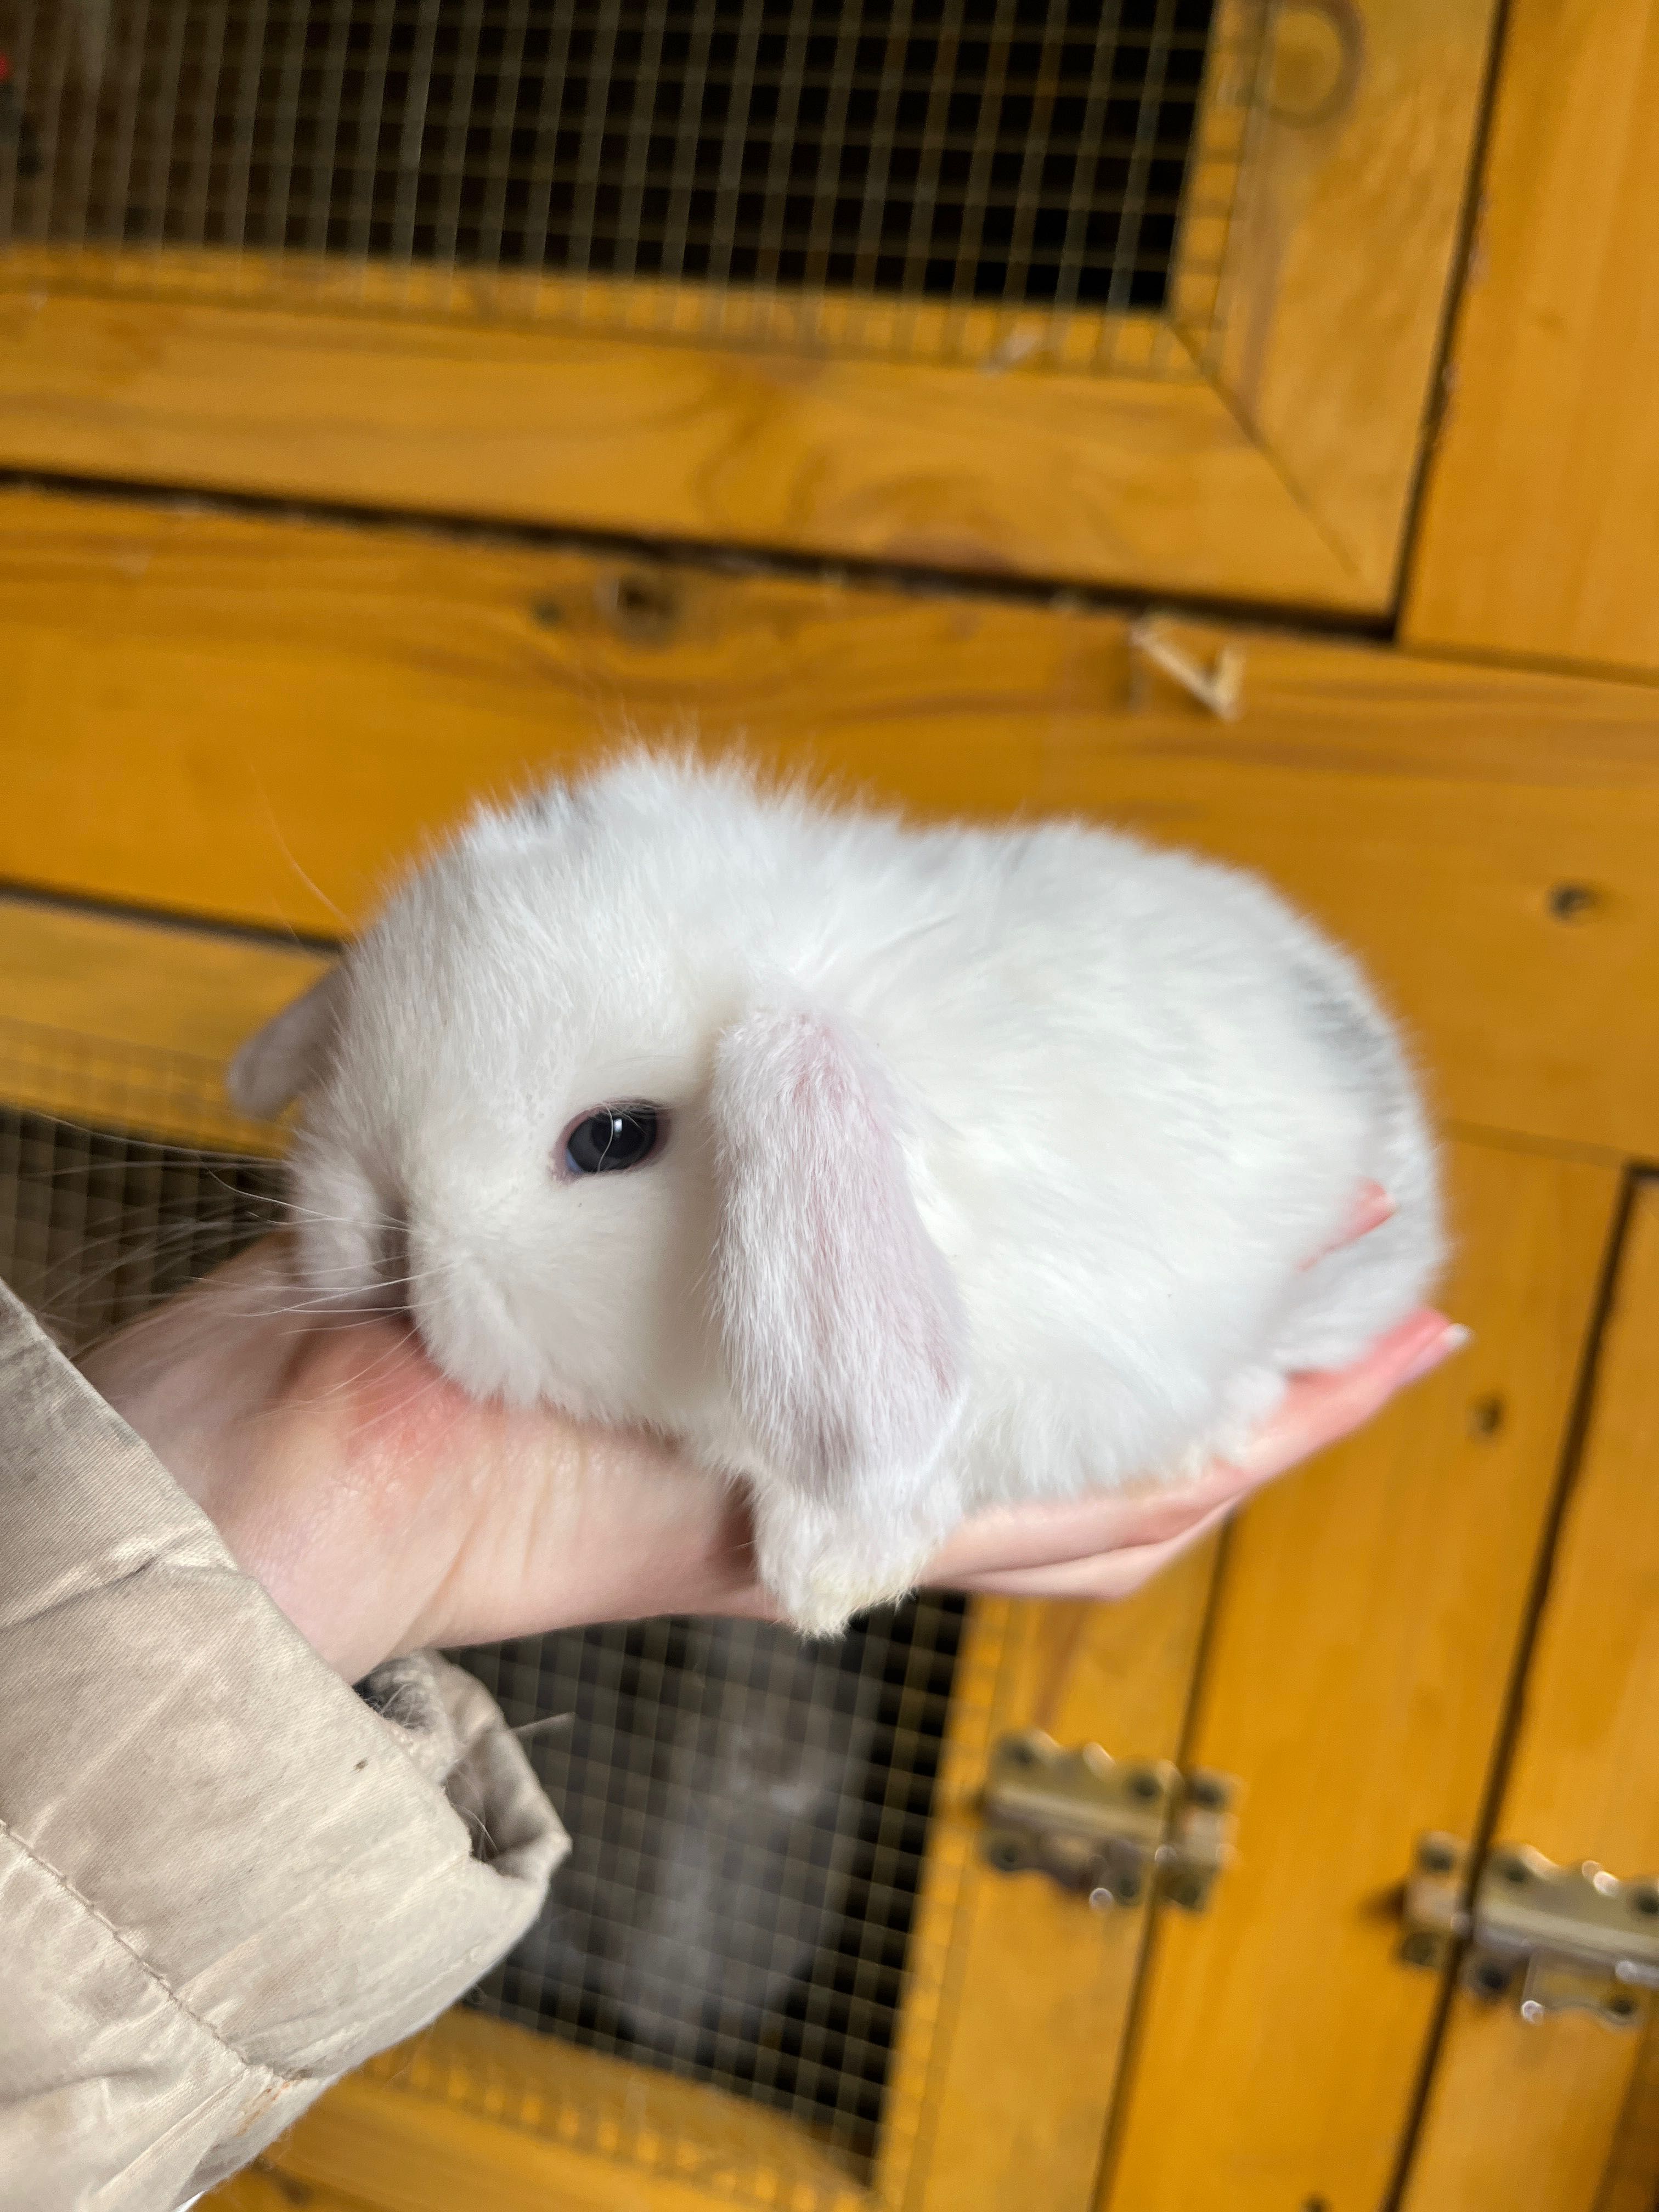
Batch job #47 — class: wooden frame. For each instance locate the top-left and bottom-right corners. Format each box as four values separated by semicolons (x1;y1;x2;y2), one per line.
0;894;320;1152
1401;1177;1659;2212
8;478;1659;2206
7;488;1659;1161
1100;1140;1625;2212
1406;0;1659;676
0;0;1495;611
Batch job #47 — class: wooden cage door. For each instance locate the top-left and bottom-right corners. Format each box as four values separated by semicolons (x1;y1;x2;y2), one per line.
1398;1176;1659;2212
1096;1139;1624;2212
1406;0;1659;679
0;0;1495;612
249;1577;1221;2212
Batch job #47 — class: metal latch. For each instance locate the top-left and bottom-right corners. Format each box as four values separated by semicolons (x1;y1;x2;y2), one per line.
1402;1832;1659;2028
979;1730;1238;1912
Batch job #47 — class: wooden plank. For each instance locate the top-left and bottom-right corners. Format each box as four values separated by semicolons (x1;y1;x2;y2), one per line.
7;494;1659;1158
883;1562;1218;2212
200;2166;383;2212
1210;0;1498;598
0;242;1183;379
0;0;1499;615
272;2007;866;2212
1099;1143;1622;2212
1596;2015;1659;2212
1403;1179;1659;2212
0;895;323;1149
0;267;1367;611
1406;0;1659;674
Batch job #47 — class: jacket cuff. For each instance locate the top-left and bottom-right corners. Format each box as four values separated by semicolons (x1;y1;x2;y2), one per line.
0;1281;565;2210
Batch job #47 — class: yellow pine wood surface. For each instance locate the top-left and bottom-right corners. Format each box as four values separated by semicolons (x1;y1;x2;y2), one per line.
0;0;1492;617
269;2007;868;2212
0;269;1361;612
1596;2015;1659;2212
5;493;1659;1158
1099;1142;1622;2212
1403;1180;1659;2212
0;895;323;1149
1407;0;1659;674
200;2166;385;2212
884;1562;1218;2212
1210;0;1496;597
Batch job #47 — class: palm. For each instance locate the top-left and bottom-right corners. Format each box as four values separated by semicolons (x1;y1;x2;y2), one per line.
82;1239;1459;1680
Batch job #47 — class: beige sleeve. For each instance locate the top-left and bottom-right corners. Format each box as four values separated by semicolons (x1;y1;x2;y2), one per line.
0;1283;567;2211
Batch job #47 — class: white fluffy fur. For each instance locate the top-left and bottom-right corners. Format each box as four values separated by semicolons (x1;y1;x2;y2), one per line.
231;754;1442;1633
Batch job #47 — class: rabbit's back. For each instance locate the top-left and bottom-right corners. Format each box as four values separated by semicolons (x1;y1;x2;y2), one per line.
765;810;1438;1505
535;759;1437;1507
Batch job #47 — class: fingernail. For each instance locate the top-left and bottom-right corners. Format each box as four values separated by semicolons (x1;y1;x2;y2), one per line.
1401;1321;1471;1387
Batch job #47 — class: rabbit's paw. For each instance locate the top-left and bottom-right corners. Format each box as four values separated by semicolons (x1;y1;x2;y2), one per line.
1173;1366;1293;1482
754;1492;935;1639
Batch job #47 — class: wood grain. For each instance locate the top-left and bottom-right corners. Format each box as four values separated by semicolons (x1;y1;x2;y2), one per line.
0;241;1182;376
884;1564;1218;2212
1100;1143;1622;2212
271;2007;866;2212
1406;0;1659;673
1212;0;1498;597
0;896;323;1148
6;494;1659;1157
0;0;1497;614
1403;1179;1659;2212
199;2166;383;2212
1595;2013;1659;2212
0;267;1365;610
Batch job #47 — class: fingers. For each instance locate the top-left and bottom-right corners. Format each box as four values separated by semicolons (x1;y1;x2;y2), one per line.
1226;1308;1469;1485
952;1496;1238;1602
922;1305;1471;1603
927;1466;1249;1583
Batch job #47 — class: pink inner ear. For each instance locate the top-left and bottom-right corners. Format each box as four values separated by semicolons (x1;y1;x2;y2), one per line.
713;1005;968;1497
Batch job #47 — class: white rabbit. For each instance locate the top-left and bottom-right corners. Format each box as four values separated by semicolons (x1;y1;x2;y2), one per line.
230;752;1442;1634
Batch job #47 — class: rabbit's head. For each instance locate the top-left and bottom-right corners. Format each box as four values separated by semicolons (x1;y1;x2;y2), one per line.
229;761;967;1533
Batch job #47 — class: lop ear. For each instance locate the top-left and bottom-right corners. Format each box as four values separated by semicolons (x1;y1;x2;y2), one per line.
712;1003;968;1563
227;968;343;1119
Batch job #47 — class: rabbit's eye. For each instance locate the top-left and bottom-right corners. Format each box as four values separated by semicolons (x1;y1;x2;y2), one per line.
561;1105;664;1177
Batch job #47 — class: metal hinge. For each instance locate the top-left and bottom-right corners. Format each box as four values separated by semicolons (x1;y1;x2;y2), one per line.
1402;1832;1659;2028
978;1729;1239;1913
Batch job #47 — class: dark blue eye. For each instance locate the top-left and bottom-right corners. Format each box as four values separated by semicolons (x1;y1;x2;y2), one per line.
562;1105;663;1176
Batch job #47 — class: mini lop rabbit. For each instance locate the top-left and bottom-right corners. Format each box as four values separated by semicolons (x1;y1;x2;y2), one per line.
232;754;1441;1634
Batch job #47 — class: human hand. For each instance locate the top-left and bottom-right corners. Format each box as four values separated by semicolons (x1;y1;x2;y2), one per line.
80;1208;1465;1681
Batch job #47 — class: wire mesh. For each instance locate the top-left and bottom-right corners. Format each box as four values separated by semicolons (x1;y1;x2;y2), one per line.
461;1598;962;2164
0;1021;964;2171
0;0;1254;371
0;1019;285;1345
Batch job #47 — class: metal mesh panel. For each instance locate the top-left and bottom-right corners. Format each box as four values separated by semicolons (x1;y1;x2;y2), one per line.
0;1020;962;2170
0;1034;284;1347
0;0;1251;370
461;1598;962;2162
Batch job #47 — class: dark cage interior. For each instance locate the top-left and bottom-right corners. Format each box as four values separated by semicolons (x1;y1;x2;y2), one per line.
0;1074;963;2170
2;0;1215;312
